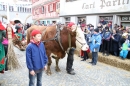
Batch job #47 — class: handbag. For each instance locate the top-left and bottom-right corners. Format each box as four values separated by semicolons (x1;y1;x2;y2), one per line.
2;38;8;45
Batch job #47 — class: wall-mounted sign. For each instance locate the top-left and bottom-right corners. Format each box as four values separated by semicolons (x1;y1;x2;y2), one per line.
121;16;130;21
60;0;130;16
100;16;113;21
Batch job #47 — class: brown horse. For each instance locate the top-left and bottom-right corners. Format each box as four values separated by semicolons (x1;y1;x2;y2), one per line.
27;24;88;75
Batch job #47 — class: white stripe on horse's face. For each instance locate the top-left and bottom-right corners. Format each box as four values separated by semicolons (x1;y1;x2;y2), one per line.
71;25;89;51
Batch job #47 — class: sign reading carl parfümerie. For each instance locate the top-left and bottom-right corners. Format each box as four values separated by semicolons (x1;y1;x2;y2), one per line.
60;0;130;15
82;0;129;9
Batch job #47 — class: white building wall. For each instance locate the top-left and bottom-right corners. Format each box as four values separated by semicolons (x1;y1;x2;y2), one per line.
86;15;99;28
0;11;32;23
60;0;130;27
70;16;78;24
59;17;65;24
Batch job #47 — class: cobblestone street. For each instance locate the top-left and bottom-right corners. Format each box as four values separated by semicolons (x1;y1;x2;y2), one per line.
0;47;130;86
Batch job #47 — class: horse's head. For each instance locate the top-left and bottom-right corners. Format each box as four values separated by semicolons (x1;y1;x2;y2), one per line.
67;22;89;51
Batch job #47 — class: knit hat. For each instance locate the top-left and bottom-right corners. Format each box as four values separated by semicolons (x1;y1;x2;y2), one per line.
105;26;109;30
122;33;128;38
31;30;41;36
94;28;99;33
0;21;6;30
67;22;75;27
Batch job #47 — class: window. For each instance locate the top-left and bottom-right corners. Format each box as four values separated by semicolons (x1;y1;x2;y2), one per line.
25;8;27;12
56;2;60;9
99;16;113;24
0;4;2;10
9;6;14;11
41;6;44;14
50;4;53;12
29;8;31;13
20;7;23;12
23;7;25;12
26;8;28;12
65;17;70;24
18;7;19;12
3;5;6;11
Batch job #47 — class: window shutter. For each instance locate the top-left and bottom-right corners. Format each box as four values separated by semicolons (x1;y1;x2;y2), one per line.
48;5;50;13
41;6;44;14
44;6;46;14
53;3;56;12
39;6;42;14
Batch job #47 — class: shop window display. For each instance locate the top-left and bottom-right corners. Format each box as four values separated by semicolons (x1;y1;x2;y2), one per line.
99;16;113;29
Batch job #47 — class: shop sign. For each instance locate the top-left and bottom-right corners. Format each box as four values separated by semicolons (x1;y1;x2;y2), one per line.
121;16;130;21
82;0;129;9
60;0;130;15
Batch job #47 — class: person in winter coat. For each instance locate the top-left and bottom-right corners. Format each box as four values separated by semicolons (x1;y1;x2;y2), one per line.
111;29;120;56
0;21;6;73
89;28;102;65
81;29;90;61
102;26;111;56
26;29;48;86
119;33;130;59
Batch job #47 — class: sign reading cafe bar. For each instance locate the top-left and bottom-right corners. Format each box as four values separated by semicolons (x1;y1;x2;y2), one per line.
60;0;130;15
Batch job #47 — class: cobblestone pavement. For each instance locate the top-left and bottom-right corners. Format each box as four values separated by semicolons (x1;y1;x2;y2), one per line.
0;47;130;86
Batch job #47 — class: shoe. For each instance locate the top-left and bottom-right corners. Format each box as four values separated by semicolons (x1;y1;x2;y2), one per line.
106;53;109;56
71;68;74;71
102;53;105;56
89;62;93;64
81;59;86;61
67;71;75;75
4;70;8;72
92;63;96;66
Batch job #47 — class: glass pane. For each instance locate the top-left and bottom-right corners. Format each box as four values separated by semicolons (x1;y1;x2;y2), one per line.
121;22;130;27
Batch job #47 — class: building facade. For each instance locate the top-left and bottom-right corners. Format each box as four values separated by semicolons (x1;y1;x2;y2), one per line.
0;0;32;23
60;0;130;27
32;0;60;25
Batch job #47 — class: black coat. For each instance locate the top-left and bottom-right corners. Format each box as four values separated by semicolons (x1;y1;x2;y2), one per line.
110;33;120;52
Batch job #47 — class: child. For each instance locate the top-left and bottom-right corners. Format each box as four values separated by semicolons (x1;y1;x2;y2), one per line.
120;33;130;59
89;28;102;65
26;29;48;86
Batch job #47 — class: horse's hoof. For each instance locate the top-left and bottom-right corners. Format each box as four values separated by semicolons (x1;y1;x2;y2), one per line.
46;71;52;75
55;67;61;72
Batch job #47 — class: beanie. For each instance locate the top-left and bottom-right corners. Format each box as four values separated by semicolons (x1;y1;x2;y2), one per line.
67;22;75;27
94;28;99;33
31;30;41;36
105;26;109;30
0;21;6;30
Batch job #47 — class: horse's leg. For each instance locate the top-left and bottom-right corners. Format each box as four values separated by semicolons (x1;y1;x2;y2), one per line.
46;57;52;75
55;58;61;72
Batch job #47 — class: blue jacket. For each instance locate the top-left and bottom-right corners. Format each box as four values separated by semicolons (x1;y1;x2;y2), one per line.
89;33;102;52
102;31;111;40
26;42;48;71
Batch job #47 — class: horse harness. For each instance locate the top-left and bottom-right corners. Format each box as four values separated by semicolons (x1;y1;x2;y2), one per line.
42;24;68;52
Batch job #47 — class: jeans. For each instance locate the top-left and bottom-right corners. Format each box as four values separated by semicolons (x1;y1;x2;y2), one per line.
92;52;98;64
29;70;43;86
120;50;128;59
